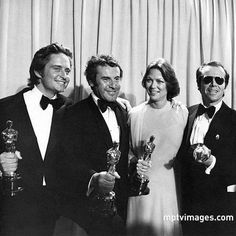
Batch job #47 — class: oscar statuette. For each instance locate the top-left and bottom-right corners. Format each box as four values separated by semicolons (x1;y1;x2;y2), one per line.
89;142;121;218
129;135;156;196
1;120;22;196
193;143;211;162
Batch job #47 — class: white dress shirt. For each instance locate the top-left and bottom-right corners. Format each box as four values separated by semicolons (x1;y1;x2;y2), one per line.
91;92;120;143
23;86;55;185
190;101;222;145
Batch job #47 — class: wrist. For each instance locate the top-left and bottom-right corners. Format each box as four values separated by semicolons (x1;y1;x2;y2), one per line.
205;155;216;175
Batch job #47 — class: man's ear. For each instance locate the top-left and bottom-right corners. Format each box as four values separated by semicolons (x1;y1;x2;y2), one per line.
88;80;95;87
34;70;43;78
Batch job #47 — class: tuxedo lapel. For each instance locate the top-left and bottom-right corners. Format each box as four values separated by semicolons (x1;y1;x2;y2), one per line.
85;96;128;151
204;102;231;150
44;96;71;163
87;96;113;149
186;103;230;148
12;91;42;162
114;104;128;151
44;109;62;163
186;105;199;144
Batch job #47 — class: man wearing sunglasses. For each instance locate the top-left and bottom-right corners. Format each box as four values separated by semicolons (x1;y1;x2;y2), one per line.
180;61;236;236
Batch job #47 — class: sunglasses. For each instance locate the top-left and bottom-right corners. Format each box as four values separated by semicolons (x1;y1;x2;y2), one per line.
202;76;225;85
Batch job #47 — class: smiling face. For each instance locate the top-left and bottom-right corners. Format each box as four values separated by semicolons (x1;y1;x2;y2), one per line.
90;65;121;102
144;68;167;107
199;65;226;106
36;53;71;98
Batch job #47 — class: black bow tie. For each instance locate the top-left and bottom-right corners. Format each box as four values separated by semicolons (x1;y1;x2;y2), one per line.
97;99;118;113
40;95;63;110
196;104;216;118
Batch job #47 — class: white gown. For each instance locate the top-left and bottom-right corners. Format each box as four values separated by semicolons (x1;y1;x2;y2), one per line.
127;101;188;236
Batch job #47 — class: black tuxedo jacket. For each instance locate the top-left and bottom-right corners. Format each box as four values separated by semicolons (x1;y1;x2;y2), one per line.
57;95;129;226
180;102;236;234
0;87;72;236
0;88;71;193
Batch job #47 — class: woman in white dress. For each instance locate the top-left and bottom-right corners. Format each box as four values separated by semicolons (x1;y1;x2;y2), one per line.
127;58;188;236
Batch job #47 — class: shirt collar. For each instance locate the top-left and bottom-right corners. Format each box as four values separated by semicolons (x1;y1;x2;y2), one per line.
91;92;117;113
33;86;57;100
91;92;100;107
214;100;223;113
31;86;45;103
201;100;222;115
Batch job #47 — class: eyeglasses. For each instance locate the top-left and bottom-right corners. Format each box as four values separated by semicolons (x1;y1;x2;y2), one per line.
202;76;225;85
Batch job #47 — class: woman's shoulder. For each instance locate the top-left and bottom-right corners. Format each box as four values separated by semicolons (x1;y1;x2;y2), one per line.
129;101;147;115
170;99;188;122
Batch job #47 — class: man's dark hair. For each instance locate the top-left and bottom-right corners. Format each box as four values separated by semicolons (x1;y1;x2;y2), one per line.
84;54;123;85
142;58;180;101
196;61;229;90
28;43;73;87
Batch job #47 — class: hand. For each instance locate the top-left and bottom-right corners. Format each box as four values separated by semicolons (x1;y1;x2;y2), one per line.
171;99;183;110
93;171;120;194
0;151;22;175
203;154;215;168
137;159;152;177
193;144;211;163
117;97;132;112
